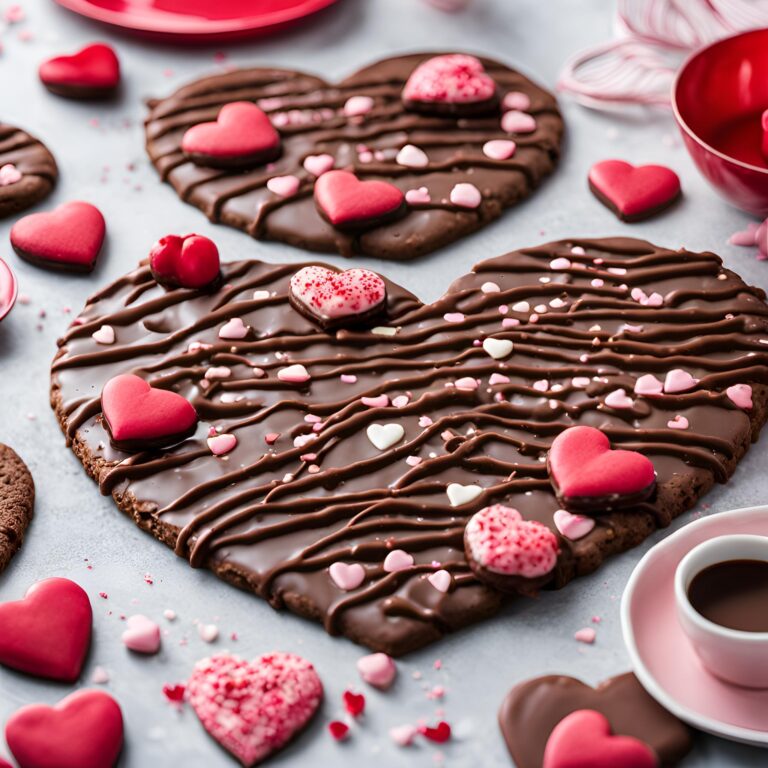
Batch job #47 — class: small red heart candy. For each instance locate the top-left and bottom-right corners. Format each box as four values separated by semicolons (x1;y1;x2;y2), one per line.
39;43;120;99
187;652;323;766
182;101;281;169
149;233;221;289
588;160;681;222
314;170;405;231
6;689;124;768
403;54;497;114
419;721;452;743
342;690;365;717
543;710;658;768
548;426;656;511
101;373;198;451
11;201;106;273
0;577;92;682
289;265;386;328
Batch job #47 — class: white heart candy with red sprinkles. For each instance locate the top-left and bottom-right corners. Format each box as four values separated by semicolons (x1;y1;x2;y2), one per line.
187;652;322;767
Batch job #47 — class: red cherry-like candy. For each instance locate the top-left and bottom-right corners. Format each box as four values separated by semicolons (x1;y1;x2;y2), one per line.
149;233;220;289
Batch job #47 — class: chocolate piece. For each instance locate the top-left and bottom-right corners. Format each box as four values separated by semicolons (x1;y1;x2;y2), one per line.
0;123;57;218
144;52;564;261
51;238;768;655
499;673;692;768
0;444;34;574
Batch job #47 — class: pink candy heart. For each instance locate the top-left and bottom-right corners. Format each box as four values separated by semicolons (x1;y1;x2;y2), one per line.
121;614;161;654
0;163;22;186
501;110;537;134
219;317;249;340
634;373;663;396
207;433;237;456
357;652;397;689
427;569;452;593
187;652;322;767
383;549;414;572
553;509;595;541
403;54;496;107
303;153;334;177
727;383;753;409
664;368;698;393
450;182;482;209
266;175;300;198
604;388;634;409
329;562;365;591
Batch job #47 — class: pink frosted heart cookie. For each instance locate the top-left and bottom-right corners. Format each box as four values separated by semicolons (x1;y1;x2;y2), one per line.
182;101;281;170
548;426;656;512
289;265;387;329
464;504;559;595
39;43;120;100
101;373;198;451
403;54;498;115
187;652;322;766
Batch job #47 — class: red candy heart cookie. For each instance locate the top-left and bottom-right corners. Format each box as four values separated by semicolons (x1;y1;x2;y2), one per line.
314;170;406;231
149;233;221;290
402;53;498;115
464;504;560;595
289;265;387;329
543;710;658;768
181;101;281;170
39;43;120;100
6;689;124;768
11;201;106;273
548;426;656;512
187;652;323;766
101;373;198;451
0;577;92;682
588;160;681;222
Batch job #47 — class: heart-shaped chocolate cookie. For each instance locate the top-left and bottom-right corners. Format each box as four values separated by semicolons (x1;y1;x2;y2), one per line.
51;237;768;655
145;52;564;260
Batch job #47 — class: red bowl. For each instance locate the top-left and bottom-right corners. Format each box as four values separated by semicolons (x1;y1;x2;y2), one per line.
0;257;18;322
672;28;768;217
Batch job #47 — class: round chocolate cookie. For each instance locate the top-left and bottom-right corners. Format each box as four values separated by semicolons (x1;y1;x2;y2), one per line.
51;238;768;656
144;52;564;260
0;123;58;218
0;444;35;574
499;673;692;768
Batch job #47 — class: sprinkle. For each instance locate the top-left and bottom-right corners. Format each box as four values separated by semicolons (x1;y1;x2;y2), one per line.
727;383;753;409
455;376;478;391
219;317;249;340
512;301;530;312
344;95;374;116
482;337;513;360
481;281;500;293
205;366;231;380
342;690;365;718
501;110;536;133
91;666;110;684
357;652;397;689
92;325;115;345
450;182;482;209
405;186;431;204
444;312;465;323
197;623;219;643
390;724;418;747
550;257;571;270
396;144;429;168
303;154;335;176
266;175;300;197
207;433;237;456
252;290;270;300
383;549;414;572
405;456;422;466
277;364;311;383
340;374;357;383
574;627;596;644
604;388;634;409
362;394;389;408
667;415;689;429
502;91;531;110
330;562;365;591
328;721;350;741
483;139;516;160
372;326;397;336
427;569;452;593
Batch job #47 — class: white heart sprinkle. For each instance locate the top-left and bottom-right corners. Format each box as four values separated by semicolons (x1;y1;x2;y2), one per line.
482;337;513;360
447;483;483;507
92;325;115;345
367;423;405;451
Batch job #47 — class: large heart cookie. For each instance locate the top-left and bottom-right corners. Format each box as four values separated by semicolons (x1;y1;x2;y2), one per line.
145;52;564;260
51;238;768;655
499;673;692;768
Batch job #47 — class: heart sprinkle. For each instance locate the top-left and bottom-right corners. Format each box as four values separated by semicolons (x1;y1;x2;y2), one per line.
357;652;397;689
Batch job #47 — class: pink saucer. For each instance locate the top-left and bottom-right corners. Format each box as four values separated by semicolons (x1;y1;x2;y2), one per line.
53;0;341;43
622;506;768;747
0;258;18;322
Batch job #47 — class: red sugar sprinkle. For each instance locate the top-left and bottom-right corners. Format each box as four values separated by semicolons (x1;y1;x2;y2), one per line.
162;683;186;703
328;720;350;741
342;690;365;718
419;721;451;743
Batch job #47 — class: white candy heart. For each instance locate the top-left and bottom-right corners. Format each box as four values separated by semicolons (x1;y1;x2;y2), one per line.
277;364;311;383
482;337;513;360
367;423;405;451
427;569;452;593
92;324;115;345
330;562;366;590
447;483;483;507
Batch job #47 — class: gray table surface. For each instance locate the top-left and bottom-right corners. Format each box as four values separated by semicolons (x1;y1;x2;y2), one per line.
1;0;766;765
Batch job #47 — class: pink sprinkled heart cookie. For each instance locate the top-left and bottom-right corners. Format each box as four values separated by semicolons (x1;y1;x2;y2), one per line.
11;201;106;273
314;170;406;231
289;265;387;329
187;652;323;766
548;426;656;512
543;710;658;768
5;689;123;768
101;373;198;451
149;233;221;290
403;53;498;115
0;577;92;682
588;160;681;222
464;504;559;595
39;43;121;100
181;101;281;170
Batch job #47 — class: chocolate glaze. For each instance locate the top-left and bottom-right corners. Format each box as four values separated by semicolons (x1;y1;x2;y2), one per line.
0;123;57;218
688;559;768;632
144;53;564;260
51;238;768;654
499;673;692;768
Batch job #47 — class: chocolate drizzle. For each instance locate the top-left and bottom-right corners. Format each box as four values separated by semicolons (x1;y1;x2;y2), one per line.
51;238;768;654
144;53;564;260
0;122;57;218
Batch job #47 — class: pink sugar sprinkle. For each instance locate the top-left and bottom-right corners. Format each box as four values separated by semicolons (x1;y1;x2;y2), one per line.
574;627;596;644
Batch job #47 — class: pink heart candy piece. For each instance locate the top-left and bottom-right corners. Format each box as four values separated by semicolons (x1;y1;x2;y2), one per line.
553;509;595;541
604;388;634;409
483;139;516;160
664;369;698;393
727;383;753;409
207;433;237;456
357;652;397;689
502;91;531;111
121;614;161;654
303;153;334;176
667;415;689;430
405;186;431;204
266;175;300;198
634;373;663;396
219;317;249;340
427;569;452;593
0;163;22;186
91;325;115;345
383;549;414;572
450;182;482;208
502;110;537;134
329;562;365;591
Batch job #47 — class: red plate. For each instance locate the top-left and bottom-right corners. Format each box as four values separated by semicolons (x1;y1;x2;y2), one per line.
53;0;342;43
0;257;18;322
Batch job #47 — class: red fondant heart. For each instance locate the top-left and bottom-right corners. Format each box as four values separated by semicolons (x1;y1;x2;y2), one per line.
6;689;124;768
403;53;497;110
181;101;281;168
149;233;221;289
314;170;405;230
101;373;198;451
588;160;680;220
548;426;655;510
0;577;92;682
543;710;657;768
11;201;106;273
39;43;120;93
187;652;323;766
